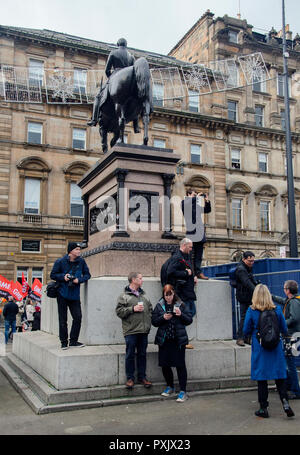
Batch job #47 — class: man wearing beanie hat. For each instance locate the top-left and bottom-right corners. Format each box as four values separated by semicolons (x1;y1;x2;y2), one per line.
50;241;91;349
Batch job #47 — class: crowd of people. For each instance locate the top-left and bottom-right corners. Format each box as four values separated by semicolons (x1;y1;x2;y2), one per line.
1;295;41;344
2;188;300;420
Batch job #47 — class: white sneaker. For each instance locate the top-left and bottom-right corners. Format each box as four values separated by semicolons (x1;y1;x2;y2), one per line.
161;386;175;397
176;391;188;402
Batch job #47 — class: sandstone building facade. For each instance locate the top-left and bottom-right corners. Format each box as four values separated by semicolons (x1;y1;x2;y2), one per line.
0;10;299;284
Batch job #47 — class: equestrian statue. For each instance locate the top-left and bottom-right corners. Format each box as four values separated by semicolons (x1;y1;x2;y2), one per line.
87;38;153;153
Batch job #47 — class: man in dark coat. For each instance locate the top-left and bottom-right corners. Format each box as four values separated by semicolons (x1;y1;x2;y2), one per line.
272;280;300;399
235;251;258;346
166;238;197;349
181;188;211;280
50;242;91;350
3;295;19;344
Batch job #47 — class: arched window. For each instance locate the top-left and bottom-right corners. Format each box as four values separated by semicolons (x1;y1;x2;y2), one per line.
227;182;251;230
17;156;51;216
63;161;90;223
254;185;278;232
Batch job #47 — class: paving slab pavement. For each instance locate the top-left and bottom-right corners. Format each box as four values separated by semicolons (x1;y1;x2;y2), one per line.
1;368;300;437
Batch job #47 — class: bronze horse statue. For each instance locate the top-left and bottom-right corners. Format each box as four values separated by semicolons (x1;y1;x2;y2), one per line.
96;57;153;153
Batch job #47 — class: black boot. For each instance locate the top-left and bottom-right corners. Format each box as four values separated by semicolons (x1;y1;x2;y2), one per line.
255;408;269;418
282;398;295;417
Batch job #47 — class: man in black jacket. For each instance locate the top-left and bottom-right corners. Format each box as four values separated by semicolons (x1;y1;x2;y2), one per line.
3;295;19;344
50;242;91;350
181;188;211;280
235;251;258;346
166;238;197;348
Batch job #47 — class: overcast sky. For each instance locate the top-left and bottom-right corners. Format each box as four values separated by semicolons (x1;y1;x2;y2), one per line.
1;0;300;55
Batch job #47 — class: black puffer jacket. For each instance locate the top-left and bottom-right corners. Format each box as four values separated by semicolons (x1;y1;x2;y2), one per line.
235;260;258;304
151;298;192;347
166;249;196;301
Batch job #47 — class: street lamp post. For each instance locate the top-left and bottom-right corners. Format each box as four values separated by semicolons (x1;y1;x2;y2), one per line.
282;0;298;257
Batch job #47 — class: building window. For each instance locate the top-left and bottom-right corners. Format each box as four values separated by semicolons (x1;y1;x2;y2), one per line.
24;178;40;214
260;201;270;231
227;62;239;88
17;267;28;285
32;267;43;285
73;68;87;95
190;144;201;164
258;153;268;172
21;240;41;253
252;75;266;92
29;59;44;86
255;105;264;127
228;30;238;44
232;198;242;229
70;183;83;217
188;89;199;112
277;74;291;97
152;83;164;107
231;149;241;169
153;138;166;148
27;122;42;144
72;128;86;150
228;100;238;122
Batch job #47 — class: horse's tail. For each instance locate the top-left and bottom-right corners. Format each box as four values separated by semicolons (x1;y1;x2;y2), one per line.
134;57;151;100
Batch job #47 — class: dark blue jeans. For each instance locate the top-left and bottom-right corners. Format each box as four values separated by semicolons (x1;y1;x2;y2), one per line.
286;355;300;396
183;300;196;318
5;320;16;344
57;295;82;344
125;333;148;381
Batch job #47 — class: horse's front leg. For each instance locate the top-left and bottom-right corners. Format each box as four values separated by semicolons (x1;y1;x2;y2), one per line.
115;103;125;142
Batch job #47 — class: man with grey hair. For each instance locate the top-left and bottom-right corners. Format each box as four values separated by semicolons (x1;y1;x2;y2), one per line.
116;272;153;389
272;280;300;399
166;238;197;348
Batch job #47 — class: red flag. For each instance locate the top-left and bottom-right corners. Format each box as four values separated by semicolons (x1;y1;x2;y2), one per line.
0;275;11;298
31;278;42;297
10;281;25;301
22;272;30;297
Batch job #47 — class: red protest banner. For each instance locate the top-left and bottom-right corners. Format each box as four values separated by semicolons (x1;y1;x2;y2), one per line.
31;278;42;297
0;275;11;298
22;272;30;297
10;280;25;301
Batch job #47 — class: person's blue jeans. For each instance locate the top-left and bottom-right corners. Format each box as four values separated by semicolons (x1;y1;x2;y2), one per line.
183;300;196;318
5;320;16;344
286;355;300;396
125;333;148;381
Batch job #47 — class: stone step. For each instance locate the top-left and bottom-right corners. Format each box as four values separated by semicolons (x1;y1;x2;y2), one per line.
0;353;256;415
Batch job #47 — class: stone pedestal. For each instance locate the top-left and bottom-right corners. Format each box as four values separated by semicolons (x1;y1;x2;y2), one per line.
41;278;233;345
78;143;181;277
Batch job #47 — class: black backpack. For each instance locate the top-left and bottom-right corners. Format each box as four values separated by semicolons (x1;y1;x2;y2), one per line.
160;256;174;287
228;265;237;288
256;309;280;350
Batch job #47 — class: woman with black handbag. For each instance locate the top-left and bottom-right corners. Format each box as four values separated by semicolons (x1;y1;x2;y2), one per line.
152;284;192;403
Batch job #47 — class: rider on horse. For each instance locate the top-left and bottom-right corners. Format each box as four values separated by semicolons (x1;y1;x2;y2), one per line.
87;38;139;132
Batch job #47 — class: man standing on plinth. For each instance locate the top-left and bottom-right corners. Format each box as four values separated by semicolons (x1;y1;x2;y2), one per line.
116;272;153;390
50;242;91;350
181;188;211;280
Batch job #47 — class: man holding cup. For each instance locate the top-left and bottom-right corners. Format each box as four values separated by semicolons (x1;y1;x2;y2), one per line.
116;272;153;389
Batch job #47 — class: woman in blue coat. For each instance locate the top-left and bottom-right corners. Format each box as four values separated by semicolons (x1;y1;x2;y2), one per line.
243;284;294;418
